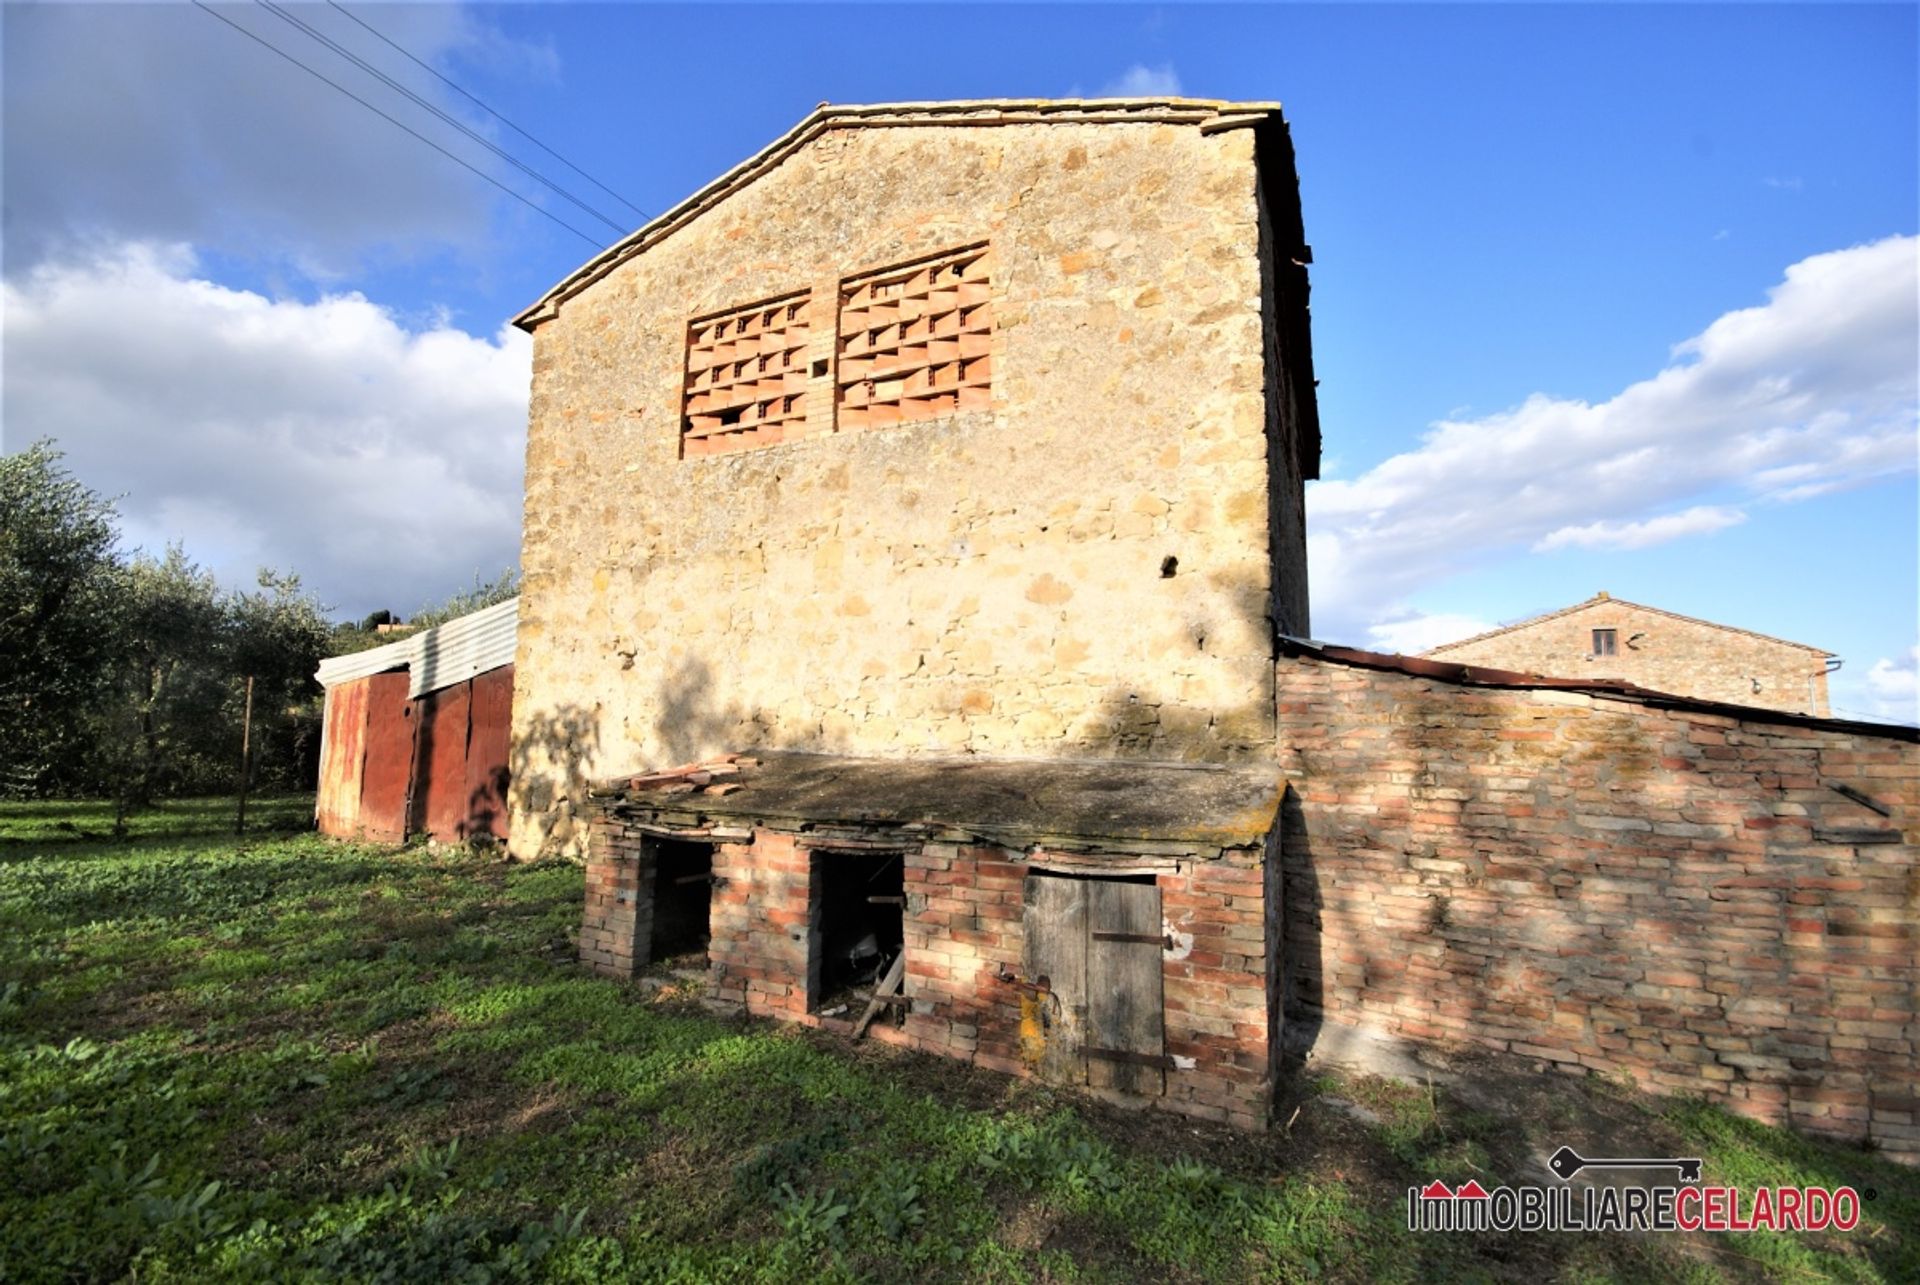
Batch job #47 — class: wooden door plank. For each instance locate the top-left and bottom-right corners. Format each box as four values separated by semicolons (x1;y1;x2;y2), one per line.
1021;874;1088;1085
854;951;905;1039
1087;880;1166;1096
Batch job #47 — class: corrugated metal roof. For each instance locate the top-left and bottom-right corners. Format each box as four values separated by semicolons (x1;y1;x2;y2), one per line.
406;596;519;698
315;634;413;689
315;597;519;698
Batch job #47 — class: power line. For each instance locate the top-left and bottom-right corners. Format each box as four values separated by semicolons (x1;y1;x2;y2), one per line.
253;0;628;235
326;0;649;223
189;1;605;250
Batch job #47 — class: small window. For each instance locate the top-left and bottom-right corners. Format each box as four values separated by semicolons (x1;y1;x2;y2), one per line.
1592;628;1618;656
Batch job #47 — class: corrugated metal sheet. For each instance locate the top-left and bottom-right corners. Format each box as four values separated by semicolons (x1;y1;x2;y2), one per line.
464;665;514;840
408;597;520;699
315;679;369;836
315;634;411;688
356;671;415;843
314;597;519;698
409;681;472;841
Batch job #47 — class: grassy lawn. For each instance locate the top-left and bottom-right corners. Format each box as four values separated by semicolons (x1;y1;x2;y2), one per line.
1;798;1912;1282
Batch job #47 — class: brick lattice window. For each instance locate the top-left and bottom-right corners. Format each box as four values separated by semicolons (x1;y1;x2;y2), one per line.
837;244;992;431
682;291;812;457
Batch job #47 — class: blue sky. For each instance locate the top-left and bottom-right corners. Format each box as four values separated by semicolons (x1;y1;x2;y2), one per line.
3;2;1915;720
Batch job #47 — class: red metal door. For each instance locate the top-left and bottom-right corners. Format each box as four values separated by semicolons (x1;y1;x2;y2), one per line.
410;680;472;842
463;665;514;840
357;671;415;843
316;678;369;837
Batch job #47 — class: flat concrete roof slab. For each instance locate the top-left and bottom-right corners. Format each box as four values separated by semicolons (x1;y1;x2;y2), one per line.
595;751;1281;854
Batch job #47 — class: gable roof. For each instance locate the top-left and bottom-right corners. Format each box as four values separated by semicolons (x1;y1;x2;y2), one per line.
1422;593;1834;659
511;97;1288;333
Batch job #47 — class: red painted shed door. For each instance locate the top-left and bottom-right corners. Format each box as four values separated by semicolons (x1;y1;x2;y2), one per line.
410;680;472;842
357;671;415;843
463;665;513;840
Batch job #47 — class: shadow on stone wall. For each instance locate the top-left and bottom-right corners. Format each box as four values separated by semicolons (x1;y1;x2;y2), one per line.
508;701;603;859
653;655;752;766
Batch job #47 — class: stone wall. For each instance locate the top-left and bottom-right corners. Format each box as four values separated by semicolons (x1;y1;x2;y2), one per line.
511;110;1311;859
582;816;1277;1129
1275;649;1919;1160
1427;598;1833;716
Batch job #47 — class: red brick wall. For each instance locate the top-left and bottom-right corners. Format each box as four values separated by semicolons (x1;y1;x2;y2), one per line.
583;814;1276;1129
1274;652;1919;1160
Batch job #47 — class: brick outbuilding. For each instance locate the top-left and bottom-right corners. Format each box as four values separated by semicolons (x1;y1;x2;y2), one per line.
503;98;1917;1154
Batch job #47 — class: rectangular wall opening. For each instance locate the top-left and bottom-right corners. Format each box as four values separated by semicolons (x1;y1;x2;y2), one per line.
649;839;713;964
809;850;905;1013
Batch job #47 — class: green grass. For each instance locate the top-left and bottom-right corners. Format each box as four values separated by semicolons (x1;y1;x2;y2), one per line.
1;797;1912;1282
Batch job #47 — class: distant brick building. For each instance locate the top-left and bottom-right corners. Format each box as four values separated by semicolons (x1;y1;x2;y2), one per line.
1423;592;1837;716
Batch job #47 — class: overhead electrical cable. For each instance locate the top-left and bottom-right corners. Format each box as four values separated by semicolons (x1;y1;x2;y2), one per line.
189;1;605;249
325;0;649;222
253;0;627;235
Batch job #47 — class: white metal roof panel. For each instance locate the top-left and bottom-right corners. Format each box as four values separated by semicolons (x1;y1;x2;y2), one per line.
314;597;519;697
407;596;520;698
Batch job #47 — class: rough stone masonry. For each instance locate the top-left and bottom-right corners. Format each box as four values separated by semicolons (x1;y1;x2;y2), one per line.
506;99;1318;862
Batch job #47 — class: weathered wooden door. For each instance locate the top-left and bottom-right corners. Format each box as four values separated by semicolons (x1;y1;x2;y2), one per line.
1022;873;1089;1083
1021;874;1166;1095
1086;879;1167;1095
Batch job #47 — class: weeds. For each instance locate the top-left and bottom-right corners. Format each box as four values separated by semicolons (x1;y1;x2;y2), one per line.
1;797;1912;1283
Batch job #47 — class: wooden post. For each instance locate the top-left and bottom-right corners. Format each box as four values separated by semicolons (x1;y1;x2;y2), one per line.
235;674;254;836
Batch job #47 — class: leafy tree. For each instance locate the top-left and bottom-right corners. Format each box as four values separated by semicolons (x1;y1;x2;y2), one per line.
328;568;519;657
0;442;122;794
98;547;230;810
2;440;336;809
408;568;519;630
229;569;332;791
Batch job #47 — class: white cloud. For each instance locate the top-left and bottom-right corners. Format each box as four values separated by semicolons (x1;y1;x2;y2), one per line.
0;2;567;274
1859;646;1920;724
1308;234;1920;643
1534;504;1746;551
1;242;530;619
1100;64;1183;97
1365;613;1499;656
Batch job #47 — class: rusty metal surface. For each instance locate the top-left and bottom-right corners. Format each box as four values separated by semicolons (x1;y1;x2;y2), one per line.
357;671;415;843
463;665;514;840
410;680;472;842
315;679;368;838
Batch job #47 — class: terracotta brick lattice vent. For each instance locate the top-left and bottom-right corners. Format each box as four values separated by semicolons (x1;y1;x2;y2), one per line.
682;291;812;457
837;244;991;431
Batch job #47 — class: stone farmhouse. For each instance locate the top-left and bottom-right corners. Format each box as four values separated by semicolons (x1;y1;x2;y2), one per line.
504;99;1918;1155
1424;592;1838;717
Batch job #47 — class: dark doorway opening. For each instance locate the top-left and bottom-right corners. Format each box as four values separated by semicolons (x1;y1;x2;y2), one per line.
811;850;905;1011
649;839;713;963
